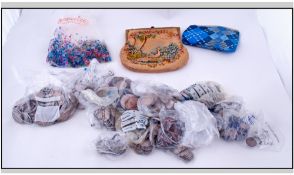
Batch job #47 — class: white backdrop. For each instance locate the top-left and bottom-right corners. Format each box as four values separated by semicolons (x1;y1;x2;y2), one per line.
256;9;292;98
2;9;21;45
2;9;292;168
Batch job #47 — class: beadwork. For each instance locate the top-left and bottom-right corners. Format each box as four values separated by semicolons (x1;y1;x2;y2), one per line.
182;25;240;53
47;27;111;68
122;27;186;68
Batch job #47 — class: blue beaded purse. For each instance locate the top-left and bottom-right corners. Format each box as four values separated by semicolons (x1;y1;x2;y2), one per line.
182;25;240;53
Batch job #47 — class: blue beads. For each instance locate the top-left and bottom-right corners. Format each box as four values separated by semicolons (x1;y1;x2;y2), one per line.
47;28;111;68
182;25;240;53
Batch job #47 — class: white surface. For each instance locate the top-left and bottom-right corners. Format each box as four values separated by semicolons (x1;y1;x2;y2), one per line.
2;9;292;168
2;9;21;45
256;9;292;99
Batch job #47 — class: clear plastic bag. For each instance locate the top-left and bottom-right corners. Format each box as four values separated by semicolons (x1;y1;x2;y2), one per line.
119;94;138;110
47;16;111;67
131;80;181;102
107;76;135;112
174;100;219;148
244;113;284;151
178;81;226;109
95;132;128;156
108;76;133;96
210;97;250;141
84;73;137;130
132;81;180;117
210;97;284;151
12;94;36;124
80;87;119;107
210;96;244;115
137;94;164;117
89;105;122;131
12;84;78;126
156;109;185;149
126;127;154;155
69;60;115;108
11;67;79;126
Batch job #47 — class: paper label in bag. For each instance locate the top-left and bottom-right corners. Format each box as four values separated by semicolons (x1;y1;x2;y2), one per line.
121;110;148;132
34;96;61;123
181;83;221;100
35;106;60;122
258;122;281;149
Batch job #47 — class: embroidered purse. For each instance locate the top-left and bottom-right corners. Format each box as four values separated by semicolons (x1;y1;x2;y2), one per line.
120;27;189;73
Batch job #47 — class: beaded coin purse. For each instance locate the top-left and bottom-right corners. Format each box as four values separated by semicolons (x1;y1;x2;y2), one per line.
120;27;189;73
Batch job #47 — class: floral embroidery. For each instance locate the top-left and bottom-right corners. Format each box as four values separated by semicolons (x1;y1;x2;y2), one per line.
125;28;183;68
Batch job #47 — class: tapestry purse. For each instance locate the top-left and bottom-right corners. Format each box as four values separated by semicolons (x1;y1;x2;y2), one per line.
120;27;189;73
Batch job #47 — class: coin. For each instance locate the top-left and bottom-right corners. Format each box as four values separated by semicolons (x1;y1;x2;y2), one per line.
246;137;257;147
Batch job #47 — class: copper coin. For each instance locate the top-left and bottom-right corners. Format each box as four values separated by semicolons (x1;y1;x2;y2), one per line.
246;137;257;147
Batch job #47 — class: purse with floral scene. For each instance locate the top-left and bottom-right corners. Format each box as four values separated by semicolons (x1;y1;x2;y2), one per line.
120;27;189;73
